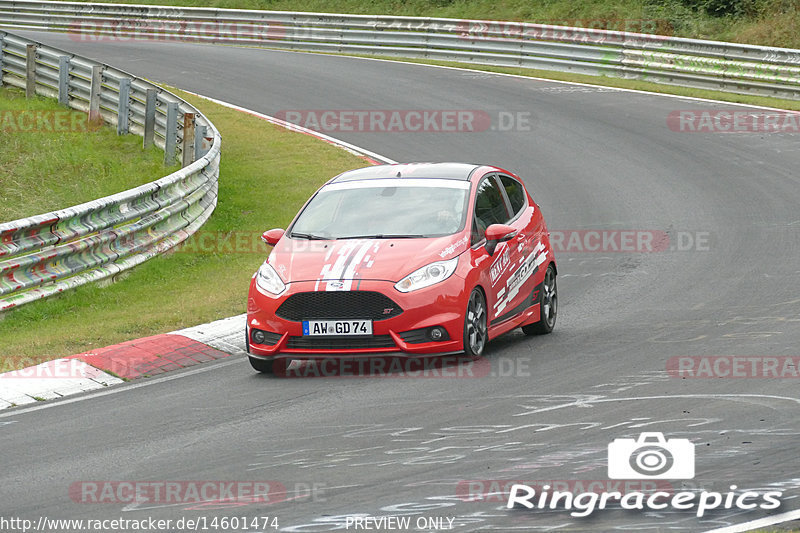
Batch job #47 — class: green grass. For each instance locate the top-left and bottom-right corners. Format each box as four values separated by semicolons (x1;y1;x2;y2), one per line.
0;87;173;222
0;87;368;368
56;0;800;49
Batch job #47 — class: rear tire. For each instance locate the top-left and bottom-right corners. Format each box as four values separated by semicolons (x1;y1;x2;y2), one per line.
463;288;488;357
522;264;557;336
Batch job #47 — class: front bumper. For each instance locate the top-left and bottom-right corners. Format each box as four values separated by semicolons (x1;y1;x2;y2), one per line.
247;278;466;359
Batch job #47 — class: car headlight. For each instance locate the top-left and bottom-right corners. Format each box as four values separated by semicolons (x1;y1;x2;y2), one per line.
395;256;459;293
255;261;286;296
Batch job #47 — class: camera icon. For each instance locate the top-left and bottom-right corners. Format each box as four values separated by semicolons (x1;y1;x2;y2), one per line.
608;432;695;479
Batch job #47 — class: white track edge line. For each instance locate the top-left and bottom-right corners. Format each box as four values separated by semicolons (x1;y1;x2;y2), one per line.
0;357;244;417
181;90;397;164
702;508;800;533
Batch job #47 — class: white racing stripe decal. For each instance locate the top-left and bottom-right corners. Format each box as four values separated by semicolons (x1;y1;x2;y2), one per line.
316;241;355;291
494;241;547;317
342;240;377;284
316;240;380;291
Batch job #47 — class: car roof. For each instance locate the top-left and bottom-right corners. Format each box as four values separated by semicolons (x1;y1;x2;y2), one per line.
330;163;483;183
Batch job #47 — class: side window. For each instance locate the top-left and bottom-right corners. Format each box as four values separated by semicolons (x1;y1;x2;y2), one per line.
499;175;526;217
471;177;510;244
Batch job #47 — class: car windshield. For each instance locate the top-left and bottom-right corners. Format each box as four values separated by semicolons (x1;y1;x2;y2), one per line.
290;178;471;239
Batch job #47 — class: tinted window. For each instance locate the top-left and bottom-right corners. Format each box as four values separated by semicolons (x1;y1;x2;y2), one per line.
500;175;526;216
472;177;509;243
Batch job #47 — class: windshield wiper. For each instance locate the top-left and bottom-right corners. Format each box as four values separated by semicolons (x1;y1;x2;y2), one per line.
291;232;328;240
337;234;425;239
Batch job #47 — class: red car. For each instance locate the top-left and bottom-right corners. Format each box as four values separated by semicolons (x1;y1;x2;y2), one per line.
246;163;557;373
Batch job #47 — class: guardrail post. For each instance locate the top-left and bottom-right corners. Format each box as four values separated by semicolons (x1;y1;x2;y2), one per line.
143;88;157;148
194;124;207;160
117;77;131;135
164;101;179;165
0;34;5;87
57;56;70;106
88;65;103;126
25;44;36;97
182;112;196;166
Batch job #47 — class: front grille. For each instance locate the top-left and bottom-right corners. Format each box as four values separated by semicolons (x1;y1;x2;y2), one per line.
286;335;396;350
276;291;403;321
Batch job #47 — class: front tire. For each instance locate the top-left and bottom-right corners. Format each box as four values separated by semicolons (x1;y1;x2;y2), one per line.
522;264;557;335
249;355;276;373
464;288;488;357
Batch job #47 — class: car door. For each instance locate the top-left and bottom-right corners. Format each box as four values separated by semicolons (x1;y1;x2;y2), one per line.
468;174;523;324
489;173;540;325
491;173;547;324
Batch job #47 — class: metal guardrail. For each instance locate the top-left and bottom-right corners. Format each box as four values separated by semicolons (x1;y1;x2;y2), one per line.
0;29;220;311
0;0;799;99
0;2;797;312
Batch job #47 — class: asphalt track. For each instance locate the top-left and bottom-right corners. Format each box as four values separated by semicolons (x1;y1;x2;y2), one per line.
2;31;800;532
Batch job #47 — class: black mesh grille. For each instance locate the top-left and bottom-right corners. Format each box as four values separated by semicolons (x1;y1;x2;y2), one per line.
286;335;396;350
276;291;402;321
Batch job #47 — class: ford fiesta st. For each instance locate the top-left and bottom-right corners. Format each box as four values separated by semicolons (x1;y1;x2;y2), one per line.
246;163;557;373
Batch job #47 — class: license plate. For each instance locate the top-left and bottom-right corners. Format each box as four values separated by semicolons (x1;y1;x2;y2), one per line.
302;319;373;336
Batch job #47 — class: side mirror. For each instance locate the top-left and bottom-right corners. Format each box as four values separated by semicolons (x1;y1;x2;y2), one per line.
484;224;516;256
261;228;285;246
